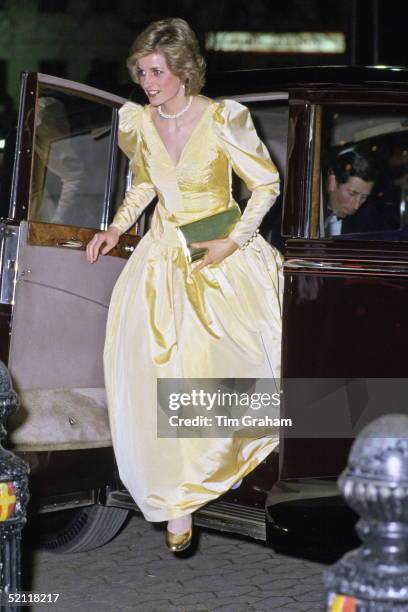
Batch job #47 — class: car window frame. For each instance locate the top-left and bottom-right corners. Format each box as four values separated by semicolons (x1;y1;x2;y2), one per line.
299;88;408;243
9;72;128;229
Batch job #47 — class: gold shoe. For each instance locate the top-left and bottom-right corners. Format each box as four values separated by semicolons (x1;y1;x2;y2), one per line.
165;527;193;552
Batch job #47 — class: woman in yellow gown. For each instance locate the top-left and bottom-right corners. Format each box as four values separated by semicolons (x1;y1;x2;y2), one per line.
86;17;283;552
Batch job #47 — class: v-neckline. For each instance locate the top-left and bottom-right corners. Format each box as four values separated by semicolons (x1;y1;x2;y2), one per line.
147;100;214;169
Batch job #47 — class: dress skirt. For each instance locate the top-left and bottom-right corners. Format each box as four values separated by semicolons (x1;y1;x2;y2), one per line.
104;231;283;522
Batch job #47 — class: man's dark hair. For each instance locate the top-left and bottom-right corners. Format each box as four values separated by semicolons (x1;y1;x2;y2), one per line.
329;147;379;185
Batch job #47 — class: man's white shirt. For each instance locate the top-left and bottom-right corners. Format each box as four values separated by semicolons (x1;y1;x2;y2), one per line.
325;213;343;236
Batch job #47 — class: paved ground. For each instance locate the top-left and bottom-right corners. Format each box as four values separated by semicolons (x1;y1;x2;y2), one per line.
21;513;327;612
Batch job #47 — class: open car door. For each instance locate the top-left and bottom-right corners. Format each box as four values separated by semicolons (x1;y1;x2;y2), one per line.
4;74;137;469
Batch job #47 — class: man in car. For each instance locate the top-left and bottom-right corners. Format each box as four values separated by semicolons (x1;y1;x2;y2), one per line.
324;149;376;236
325;147;379;236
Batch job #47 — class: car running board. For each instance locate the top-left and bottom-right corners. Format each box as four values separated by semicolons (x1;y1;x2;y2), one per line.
106;489;266;541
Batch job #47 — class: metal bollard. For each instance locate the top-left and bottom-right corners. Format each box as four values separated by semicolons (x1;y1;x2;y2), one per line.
0;362;29;611
324;413;408;611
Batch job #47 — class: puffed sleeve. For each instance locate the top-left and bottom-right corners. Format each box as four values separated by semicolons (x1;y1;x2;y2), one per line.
109;101;156;235
214;99;280;247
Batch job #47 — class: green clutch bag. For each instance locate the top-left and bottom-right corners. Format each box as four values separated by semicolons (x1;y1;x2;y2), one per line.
176;207;241;262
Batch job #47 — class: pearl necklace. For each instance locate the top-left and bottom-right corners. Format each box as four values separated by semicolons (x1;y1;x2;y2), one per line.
158;96;192;119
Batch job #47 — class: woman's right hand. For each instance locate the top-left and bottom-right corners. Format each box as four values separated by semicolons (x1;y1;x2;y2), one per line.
86;227;121;263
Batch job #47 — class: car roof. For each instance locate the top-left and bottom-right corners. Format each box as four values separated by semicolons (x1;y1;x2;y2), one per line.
205;65;408;96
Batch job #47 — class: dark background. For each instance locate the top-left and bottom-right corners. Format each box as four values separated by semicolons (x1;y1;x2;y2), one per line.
0;0;406;148
1;0;408;100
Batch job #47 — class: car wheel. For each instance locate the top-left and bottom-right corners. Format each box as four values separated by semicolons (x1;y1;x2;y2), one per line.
27;505;129;554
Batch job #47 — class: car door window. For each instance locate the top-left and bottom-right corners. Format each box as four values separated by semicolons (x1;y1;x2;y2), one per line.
29;86;114;229
319;105;408;239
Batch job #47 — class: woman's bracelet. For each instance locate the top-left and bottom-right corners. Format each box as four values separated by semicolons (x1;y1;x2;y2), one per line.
240;229;260;250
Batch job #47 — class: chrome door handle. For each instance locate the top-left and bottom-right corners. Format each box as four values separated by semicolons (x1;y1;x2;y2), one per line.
56;239;84;249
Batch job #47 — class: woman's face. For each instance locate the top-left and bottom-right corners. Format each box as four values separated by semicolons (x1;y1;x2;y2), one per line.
136;52;184;106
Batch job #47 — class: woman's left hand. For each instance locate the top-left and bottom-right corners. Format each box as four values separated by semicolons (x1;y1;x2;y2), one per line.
191;237;239;272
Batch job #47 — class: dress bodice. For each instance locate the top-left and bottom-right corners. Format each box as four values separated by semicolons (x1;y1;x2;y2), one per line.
111;98;280;248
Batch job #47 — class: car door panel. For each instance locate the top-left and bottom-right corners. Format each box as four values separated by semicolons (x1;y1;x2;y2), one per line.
7;221;128;450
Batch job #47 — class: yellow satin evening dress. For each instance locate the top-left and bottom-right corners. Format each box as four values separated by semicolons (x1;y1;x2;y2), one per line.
103;98;284;522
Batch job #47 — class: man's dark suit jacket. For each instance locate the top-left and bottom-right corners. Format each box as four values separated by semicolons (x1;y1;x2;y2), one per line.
340;196;399;235
255;194;401;251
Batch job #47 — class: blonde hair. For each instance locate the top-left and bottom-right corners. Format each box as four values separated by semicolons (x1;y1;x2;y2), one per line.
126;18;206;95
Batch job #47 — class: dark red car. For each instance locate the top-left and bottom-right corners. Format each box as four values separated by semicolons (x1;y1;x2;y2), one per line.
2;66;407;557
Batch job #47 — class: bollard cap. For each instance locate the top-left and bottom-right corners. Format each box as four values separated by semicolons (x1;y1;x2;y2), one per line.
0;361;13;394
345;414;408;484
0;361;19;441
